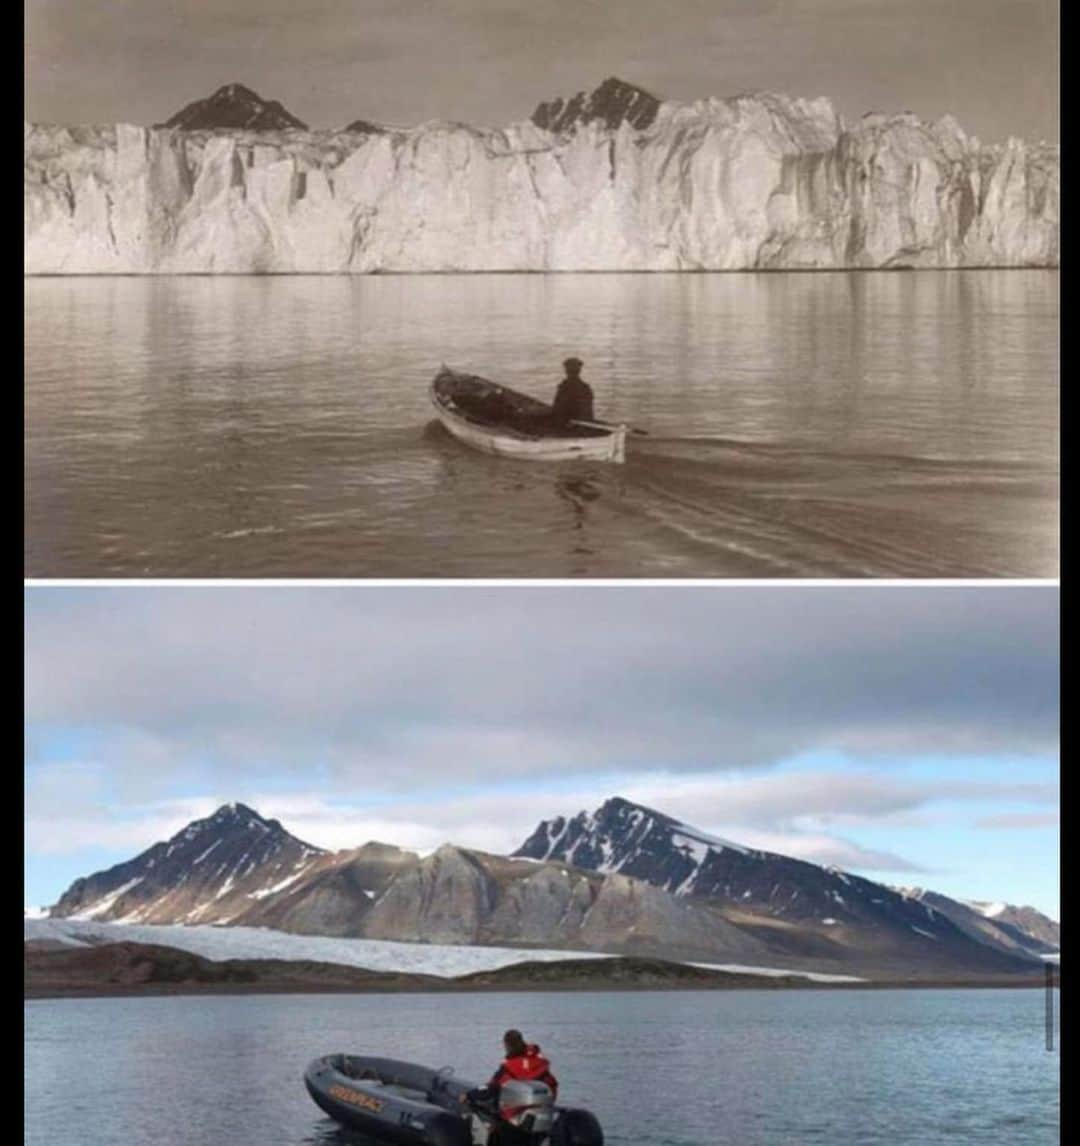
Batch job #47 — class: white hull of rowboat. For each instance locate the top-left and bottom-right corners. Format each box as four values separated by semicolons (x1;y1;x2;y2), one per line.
430;367;627;464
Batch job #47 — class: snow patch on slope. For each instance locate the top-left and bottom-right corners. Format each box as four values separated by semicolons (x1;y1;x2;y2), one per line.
672;826;748;858
193;840;222;865
247;862;315;900
69;878;144;921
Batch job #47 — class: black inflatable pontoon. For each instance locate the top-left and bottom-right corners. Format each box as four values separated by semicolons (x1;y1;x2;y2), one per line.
304;1054;603;1146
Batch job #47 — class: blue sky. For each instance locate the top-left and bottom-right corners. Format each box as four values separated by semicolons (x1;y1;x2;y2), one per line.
24;585;1059;918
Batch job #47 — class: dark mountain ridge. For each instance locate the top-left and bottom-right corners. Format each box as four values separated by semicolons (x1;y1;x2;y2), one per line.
46;800;1050;978
513;797;1055;970
896;888;1059;960
531;77;660;134
158;84;308;131
155;77;660;137
52;802;325;924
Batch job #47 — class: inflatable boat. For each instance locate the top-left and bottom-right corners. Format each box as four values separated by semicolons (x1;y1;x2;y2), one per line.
431;367;628;464
304;1054;603;1145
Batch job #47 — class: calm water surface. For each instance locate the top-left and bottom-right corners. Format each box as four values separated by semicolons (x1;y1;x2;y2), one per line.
25;990;1058;1145
25;273;1058;577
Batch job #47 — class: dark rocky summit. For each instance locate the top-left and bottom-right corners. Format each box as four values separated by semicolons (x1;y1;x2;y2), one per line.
343;119;387;135
51;802;325;924
531;77;660;134
158;83;307;131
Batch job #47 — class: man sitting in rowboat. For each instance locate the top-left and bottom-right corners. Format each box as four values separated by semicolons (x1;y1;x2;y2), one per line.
551;357;594;428
432;361;625;459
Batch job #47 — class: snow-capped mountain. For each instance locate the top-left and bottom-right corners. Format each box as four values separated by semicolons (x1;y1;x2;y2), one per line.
25;78;1057;273
47;812;768;964
158;83;307;132
895;888;1059;959
52;803;327;925
46;801;1044;977
513;798;1045;970
516;796;751;891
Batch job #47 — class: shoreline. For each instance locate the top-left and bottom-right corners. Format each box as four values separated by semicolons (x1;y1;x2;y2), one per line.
26;980;1054;1000
24;266;1060;279
25;943;1053;1000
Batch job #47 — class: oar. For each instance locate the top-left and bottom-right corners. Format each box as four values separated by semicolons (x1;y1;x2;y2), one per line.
570;418;650;437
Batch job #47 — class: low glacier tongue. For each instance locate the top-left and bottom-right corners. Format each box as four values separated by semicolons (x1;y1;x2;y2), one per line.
24;917;862;981
24;92;1057;274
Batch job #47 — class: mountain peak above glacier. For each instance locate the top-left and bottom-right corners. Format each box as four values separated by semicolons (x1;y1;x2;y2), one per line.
159;83;308;132
531;76;660;134
342;117;387;136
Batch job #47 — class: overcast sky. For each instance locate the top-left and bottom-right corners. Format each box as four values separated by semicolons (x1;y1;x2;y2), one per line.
25;0;1057;142
25;585;1058;917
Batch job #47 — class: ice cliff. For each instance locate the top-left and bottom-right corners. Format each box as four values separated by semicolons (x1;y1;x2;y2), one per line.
24;83;1059;273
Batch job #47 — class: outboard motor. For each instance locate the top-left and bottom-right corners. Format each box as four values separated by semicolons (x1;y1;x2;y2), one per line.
550;1108;604;1146
498;1079;556;1137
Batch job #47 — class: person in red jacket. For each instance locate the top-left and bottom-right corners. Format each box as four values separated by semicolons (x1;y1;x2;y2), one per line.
464;1030;559;1143
489;1029;558;1099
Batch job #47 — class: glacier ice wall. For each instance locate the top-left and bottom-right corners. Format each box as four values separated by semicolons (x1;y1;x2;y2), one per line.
24;94;1059;273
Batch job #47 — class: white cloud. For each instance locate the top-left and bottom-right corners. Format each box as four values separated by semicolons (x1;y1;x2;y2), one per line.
24;587;1058;899
25;762;1057;878
25;587;1059;794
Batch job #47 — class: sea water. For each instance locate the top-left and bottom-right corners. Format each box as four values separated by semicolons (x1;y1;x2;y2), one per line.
25;272;1058;577
24;988;1059;1145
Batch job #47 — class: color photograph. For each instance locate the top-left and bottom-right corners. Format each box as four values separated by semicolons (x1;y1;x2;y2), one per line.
25;586;1059;1144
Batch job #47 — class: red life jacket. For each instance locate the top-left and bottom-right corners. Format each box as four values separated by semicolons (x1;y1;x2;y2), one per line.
493;1043;559;1101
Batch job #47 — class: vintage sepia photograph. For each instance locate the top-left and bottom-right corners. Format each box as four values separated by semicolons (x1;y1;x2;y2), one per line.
25;585;1060;1143
24;0;1058;578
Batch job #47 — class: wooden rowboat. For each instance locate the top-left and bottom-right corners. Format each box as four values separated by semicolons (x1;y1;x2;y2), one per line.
430;366;627;464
